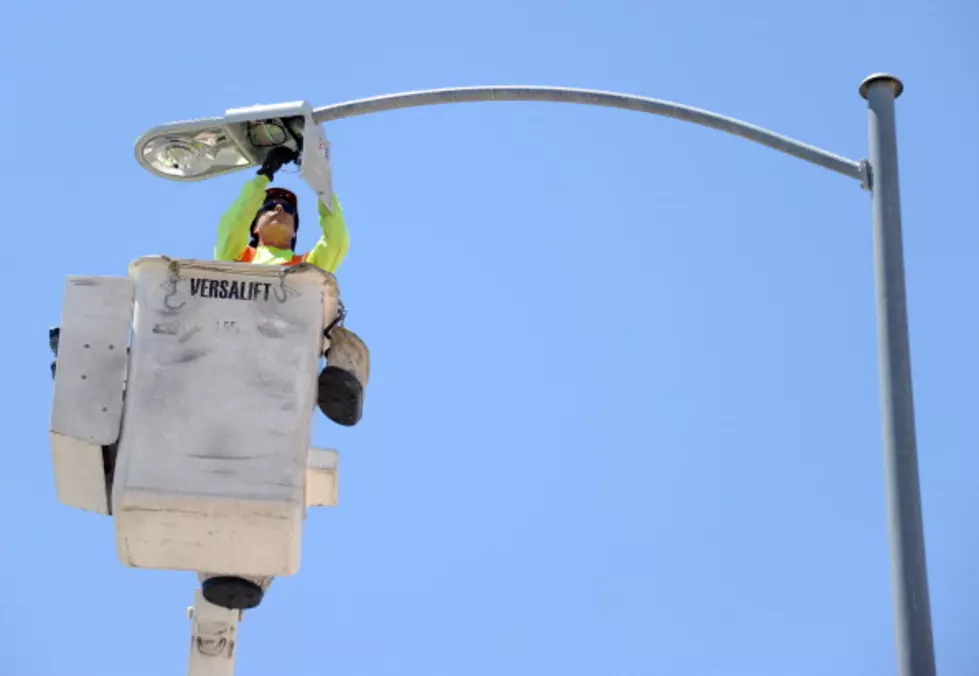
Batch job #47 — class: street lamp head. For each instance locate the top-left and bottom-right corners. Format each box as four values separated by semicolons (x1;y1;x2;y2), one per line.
134;100;337;210
134;101;320;182
860;73;904;100
138;123;253;180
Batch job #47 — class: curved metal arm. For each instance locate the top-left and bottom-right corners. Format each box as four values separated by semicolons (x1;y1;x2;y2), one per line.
313;86;865;183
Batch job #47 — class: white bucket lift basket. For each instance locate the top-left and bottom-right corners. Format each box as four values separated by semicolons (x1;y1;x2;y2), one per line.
49;256;345;577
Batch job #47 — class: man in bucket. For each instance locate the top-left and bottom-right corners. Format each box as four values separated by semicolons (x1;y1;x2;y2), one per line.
48;147;369;611
214;145;365;429
51;145;366;428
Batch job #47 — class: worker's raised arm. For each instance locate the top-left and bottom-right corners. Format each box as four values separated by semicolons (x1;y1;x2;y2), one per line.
214;174;271;261
304;195;351;273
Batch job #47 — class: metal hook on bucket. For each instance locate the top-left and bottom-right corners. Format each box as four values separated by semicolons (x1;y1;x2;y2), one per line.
163;260;186;312
272;267;301;303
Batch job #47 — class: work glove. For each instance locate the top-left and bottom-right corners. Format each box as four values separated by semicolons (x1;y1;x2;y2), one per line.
257;146;299;180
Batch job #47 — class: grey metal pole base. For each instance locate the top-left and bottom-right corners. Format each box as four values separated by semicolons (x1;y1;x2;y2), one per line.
861;73;936;676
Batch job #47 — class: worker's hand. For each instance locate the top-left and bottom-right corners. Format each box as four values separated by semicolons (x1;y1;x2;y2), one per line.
257;146;299;180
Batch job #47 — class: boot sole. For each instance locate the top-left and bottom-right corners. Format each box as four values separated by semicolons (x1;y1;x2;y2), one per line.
317;366;364;426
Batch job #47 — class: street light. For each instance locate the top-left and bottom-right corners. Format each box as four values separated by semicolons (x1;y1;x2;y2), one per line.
860;74;936;676
135;73;935;676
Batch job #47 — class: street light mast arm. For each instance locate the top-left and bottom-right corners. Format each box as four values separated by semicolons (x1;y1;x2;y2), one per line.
312;85;866;184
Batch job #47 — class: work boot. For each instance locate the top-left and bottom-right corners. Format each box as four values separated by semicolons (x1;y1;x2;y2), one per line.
316;326;369;427
317;366;364;426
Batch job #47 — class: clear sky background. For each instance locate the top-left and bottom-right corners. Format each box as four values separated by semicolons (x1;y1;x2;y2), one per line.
3;1;977;675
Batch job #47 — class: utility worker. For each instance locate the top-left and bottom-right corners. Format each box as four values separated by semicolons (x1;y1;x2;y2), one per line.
215;145;363;428
215;146;349;271
50;145;364;428
49;145;367;613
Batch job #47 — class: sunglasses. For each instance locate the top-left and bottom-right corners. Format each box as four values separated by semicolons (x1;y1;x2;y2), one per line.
259;199;297;215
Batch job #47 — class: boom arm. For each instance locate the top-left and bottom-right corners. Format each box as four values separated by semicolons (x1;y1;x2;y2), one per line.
188;590;240;676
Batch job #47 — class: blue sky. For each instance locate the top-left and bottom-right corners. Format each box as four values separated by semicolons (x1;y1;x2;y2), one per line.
4;0;978;674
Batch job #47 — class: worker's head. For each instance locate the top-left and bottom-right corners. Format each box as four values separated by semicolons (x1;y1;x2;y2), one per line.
250;187;300;250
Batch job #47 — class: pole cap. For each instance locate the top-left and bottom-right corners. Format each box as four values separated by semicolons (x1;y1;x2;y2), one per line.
859;73;904;100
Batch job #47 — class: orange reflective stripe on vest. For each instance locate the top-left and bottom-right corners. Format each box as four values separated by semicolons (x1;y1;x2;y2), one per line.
235;247;308;266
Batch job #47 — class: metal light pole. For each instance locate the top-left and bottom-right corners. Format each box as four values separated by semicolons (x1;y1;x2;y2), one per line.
860;74;936;676
135;72;937;675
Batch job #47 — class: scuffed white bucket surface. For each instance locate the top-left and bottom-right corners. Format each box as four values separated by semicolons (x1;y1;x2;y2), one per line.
113;257;338;577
